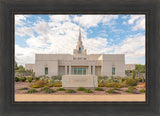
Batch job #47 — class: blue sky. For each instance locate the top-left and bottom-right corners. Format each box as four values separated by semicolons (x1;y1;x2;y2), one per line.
15;14;145;66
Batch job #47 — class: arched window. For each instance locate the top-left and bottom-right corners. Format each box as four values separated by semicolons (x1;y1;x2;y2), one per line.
79;47;81;53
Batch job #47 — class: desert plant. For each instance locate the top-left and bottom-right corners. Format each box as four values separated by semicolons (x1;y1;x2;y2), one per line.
113;87;121;91
44;88;56;93
125;86;136;93
106;82;123;88
106;89;117;94
84;89;93;93
53;83;62;87
98;83;107;87
77;87;86;91
30;80;48;88
95;87;104;91
132;70;135;79
20;77;26;82
139;89;145;93
15;77;20;82
125;78;138;86
137;77;143;82
33;77;40;81
41;86;50;91
30;84;41;88
51;76;62;80
56;87;65;91
27;77;33;83
19;87;28;90
66;89;76;93
121;78;127;82
27;88;38;93
35;80;47;87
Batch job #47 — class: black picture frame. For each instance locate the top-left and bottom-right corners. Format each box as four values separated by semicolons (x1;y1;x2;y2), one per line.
0;0;160;116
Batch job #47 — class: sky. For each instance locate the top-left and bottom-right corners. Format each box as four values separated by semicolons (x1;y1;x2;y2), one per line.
15;14;145;66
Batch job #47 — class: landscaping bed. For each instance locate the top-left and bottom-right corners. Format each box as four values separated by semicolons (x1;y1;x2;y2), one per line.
15;82;145;95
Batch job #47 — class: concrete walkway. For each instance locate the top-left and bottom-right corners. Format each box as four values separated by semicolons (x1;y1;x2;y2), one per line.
15;94;145;102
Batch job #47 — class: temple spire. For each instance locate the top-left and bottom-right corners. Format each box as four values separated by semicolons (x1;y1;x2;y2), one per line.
73;26;87;55
78;26;81;42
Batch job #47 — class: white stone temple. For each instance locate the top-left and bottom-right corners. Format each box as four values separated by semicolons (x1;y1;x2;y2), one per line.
25;27;126;87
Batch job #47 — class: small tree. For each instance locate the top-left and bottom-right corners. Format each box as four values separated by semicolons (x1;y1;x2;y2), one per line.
132;69;135;79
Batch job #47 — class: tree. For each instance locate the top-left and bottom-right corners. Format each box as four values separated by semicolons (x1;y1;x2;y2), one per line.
17;65;25;72
135;64;145;77
14;61;19;70
135;64;145;73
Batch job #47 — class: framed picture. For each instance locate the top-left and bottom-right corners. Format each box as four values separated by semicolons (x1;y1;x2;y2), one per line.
0;0;160;116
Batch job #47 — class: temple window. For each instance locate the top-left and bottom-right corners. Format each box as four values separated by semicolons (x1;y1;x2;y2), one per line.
45;67;48;75
79;47;81;53
112;67;115;75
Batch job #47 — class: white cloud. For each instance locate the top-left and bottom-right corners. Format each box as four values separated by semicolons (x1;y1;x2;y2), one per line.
83;37;110;54
113;34;145;64
122;15;128;19
128;15;145;31
15;27;34;37
49;15;71;23
73;15;118;28
123;21;126;25
15;15;29;26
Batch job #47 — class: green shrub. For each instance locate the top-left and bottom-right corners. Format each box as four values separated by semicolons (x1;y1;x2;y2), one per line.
98;83;106;87
106;82;122;88
121;78;127;82
41;87;50;91
27;77;33;83
56;87;65;91
125;86;136;93
19;87;28;90
137;78;143;82
27;89;38;93
66;89;76;93
84;89;93;93
44;89;56;93
139;89;145;93
113;87;121;91
51;76;62;80
15;77;20;82
20;77;26;82
53;83;62;87
125;78;138;86
77;87;86;91
95;87;104;91
30;84;41;88
33;77;40;81
30;80;48;88
106;89;117;94
98;76;108;80
35;80;47;87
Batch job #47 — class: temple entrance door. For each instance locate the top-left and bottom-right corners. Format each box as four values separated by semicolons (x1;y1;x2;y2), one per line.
73;67;87;75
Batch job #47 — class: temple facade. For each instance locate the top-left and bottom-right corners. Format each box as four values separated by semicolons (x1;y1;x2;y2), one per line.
26;27;125;78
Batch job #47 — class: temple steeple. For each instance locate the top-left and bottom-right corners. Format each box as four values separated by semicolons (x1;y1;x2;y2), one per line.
78;26;81;41
76;26;84;50
73;26;87;55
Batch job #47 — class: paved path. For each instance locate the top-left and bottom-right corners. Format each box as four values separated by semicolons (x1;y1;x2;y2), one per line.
15;94;145;102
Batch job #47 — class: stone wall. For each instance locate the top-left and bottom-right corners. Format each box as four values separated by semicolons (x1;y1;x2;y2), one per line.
62;75;98;87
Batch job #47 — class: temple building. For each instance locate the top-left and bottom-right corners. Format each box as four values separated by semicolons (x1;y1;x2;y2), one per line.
25;27;126;87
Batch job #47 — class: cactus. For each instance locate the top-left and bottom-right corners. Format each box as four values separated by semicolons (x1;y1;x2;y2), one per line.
132;70;135;79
